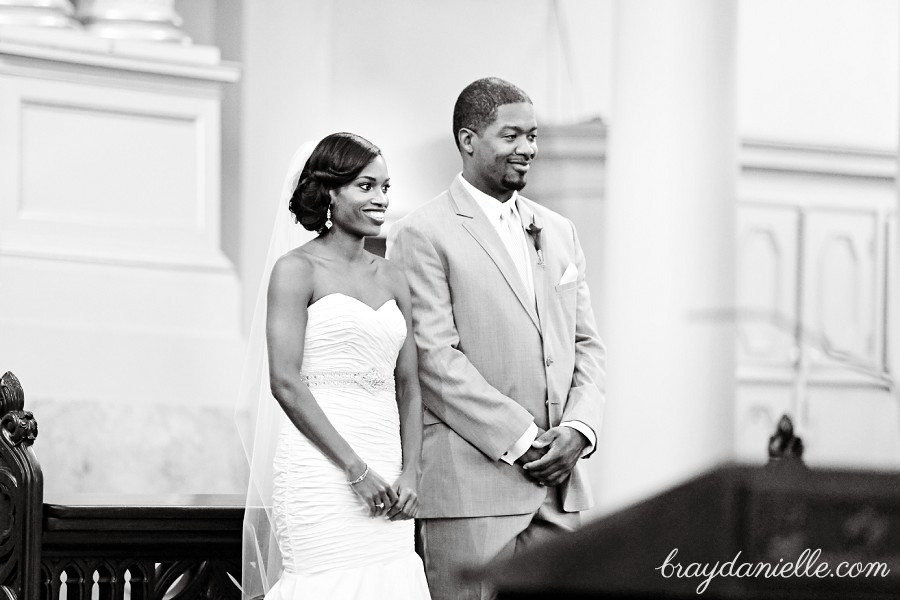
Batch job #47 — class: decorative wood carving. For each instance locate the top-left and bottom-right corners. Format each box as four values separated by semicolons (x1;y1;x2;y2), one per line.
41;559;158;600
40;496;243;600
155;560;241;600
768;414;805;462
0;373;24;416
38;558;240;600
0;372;43;600
804;211;883;378
736;205;802;381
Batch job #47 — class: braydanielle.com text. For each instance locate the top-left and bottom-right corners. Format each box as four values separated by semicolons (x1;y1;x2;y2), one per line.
656;548;891;594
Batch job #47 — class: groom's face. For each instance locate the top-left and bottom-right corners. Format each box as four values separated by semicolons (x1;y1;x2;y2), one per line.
470;102;538;200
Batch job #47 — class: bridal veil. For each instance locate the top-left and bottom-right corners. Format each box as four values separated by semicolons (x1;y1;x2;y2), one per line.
235;141;318;600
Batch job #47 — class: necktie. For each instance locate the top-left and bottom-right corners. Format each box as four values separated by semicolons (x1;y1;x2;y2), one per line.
499;202;534;302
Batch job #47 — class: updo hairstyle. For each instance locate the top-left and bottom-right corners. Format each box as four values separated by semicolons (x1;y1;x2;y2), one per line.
289;132;382;233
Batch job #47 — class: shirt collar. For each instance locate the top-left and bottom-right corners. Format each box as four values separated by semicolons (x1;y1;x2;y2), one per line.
458;173;520;225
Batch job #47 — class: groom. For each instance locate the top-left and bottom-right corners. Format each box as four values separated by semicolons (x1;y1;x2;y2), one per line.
387;77;606;599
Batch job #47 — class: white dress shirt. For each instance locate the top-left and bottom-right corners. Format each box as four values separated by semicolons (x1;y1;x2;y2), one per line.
458;174;596;464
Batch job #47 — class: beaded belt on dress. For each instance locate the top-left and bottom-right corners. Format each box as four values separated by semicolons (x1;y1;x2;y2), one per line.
300;367;395;394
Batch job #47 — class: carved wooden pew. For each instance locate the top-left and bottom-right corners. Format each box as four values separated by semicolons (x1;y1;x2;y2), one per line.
0;371;42;599
0;372;243;600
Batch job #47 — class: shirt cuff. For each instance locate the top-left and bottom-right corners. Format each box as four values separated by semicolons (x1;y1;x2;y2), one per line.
560;420;596;457
500;422;538;464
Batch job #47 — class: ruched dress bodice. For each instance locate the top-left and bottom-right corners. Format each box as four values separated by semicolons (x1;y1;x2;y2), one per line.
301;293;406;375
267;293;429;599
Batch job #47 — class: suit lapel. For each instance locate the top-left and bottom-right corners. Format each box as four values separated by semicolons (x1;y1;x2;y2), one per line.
449;178;541;331
517;199;547;333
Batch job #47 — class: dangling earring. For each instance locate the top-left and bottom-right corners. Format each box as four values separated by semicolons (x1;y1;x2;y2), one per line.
325;207;333;230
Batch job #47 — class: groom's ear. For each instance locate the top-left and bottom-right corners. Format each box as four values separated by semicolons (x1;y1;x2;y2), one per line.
458;128;476;155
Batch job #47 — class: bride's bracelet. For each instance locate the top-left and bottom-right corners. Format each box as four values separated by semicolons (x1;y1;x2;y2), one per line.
347;464;369;485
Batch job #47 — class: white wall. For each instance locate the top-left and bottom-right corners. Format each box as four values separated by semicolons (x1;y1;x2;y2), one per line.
739;0;899;149
232;1;614;331
324;0;613;215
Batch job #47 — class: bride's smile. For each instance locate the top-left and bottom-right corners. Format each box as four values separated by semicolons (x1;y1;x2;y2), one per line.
330;155;391;237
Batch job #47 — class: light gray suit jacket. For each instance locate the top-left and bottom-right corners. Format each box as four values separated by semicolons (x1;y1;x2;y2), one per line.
387;176;606;518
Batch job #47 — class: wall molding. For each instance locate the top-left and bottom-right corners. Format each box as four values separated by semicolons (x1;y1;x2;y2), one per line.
0;27;239;82
532;123;896;182
741;137;897;180
0;31;240;272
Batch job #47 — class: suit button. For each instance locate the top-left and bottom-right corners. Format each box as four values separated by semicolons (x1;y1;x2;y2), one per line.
545;357;554;367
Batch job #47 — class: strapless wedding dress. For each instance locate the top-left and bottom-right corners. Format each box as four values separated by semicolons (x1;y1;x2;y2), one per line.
267;293;430;599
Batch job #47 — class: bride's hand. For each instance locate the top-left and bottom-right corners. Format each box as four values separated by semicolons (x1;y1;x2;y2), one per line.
387;469;419;521
348;465;398;517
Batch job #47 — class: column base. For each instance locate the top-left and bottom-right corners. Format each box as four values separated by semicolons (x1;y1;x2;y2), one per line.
82;19;189;43
76;0;189;43
0;0;78;28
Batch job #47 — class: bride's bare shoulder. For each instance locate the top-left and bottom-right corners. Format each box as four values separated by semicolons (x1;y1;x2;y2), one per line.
270;246;319;293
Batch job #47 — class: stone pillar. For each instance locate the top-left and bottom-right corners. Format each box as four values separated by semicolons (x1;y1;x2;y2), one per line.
76;0;188;42
894;18;900;445
0;38;242;496
0;0;77;28
239;0;333;330
591;0;738;516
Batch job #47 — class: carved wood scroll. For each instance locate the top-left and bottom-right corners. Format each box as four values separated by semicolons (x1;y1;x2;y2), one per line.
0;371;43;600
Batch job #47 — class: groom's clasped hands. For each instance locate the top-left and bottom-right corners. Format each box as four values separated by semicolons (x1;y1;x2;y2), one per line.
519;426;590;487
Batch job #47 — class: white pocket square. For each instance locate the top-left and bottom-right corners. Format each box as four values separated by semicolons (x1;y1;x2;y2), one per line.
558;263;578;286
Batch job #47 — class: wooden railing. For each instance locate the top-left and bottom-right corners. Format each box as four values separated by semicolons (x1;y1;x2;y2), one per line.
0;372;244;600
40;496;243;599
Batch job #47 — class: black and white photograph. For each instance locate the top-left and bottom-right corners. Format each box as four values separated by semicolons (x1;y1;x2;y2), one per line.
1;1;899;599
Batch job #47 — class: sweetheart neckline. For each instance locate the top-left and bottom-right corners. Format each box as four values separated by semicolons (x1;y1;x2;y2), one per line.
308;292;397;313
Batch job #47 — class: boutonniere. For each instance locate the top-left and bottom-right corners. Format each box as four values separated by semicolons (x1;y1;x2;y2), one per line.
526;218;543;265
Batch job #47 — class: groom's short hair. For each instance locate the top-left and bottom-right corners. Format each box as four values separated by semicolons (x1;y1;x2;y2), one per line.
453;77;532;150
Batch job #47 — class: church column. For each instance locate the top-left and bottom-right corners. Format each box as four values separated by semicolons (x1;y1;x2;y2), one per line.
238;0;334;329
0;0;77;28
76;0;188;42
592;0;738;515
893;16;900;452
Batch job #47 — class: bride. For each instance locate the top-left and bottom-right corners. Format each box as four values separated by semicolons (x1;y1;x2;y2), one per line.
238;133;431;599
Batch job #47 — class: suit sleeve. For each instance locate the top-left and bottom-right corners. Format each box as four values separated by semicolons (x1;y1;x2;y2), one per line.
388;221;537;461
559;220;606;458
